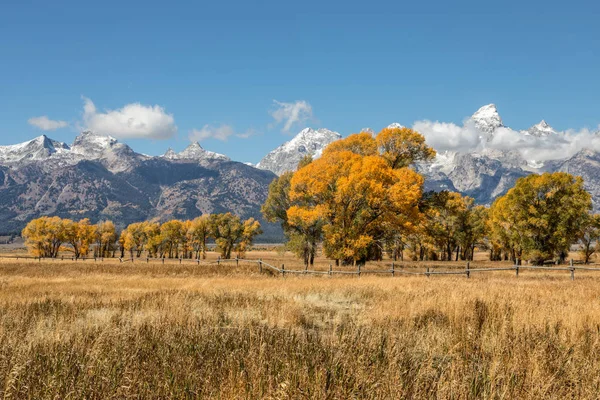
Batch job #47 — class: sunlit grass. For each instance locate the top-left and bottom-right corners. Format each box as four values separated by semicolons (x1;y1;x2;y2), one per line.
0;253;599;398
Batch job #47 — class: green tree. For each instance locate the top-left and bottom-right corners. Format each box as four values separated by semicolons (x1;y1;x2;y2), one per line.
209;213;244;259
490;172;591;264
262;171;322;266
236;218;262;258
160;220;185;258
579;214;600;264
187;215;211;259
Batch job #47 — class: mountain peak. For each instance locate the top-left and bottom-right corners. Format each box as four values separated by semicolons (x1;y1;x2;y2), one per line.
525;120;556;137
163;148;177;159
257;127;342;175
0;134;70;163
166;141;229;162
470;104;504;136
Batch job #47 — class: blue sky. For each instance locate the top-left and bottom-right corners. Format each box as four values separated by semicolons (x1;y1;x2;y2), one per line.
1;0;599;163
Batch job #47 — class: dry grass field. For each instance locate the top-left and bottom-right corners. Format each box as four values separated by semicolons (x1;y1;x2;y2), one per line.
0;252;599;399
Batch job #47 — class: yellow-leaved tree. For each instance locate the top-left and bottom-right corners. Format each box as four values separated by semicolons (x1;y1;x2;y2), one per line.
287;130;428;266
489;172;591;264
22;216;66;258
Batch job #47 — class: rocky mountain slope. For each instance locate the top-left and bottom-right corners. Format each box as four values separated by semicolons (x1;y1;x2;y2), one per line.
417;105;600;208
256;128;341;175
0;132;281;240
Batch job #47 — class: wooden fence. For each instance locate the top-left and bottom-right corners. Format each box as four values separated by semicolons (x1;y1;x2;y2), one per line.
1;255;600;280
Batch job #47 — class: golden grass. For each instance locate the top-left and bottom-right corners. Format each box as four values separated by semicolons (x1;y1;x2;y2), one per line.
0;254;599;398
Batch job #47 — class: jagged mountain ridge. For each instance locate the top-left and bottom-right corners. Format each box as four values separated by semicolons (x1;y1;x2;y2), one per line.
258;105;600;210
256;128;342;176
0;131;281;240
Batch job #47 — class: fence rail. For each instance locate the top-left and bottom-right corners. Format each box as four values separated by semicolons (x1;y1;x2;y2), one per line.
0;254;597;280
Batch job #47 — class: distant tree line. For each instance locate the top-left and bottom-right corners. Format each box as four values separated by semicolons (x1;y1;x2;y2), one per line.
263;126;599;266
21;213;262;260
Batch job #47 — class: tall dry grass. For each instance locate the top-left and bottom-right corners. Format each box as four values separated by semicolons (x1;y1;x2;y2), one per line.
0;256;599;398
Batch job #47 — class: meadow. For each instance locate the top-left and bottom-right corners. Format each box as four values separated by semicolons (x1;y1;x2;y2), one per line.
0;252;599;399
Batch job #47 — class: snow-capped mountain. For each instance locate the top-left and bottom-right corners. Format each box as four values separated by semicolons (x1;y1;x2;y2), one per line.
523;120;556;137
257;104;600;210
469;104;504;137
162;142;230;163
256;128;341;176
0;131;281;240
0;135;70;164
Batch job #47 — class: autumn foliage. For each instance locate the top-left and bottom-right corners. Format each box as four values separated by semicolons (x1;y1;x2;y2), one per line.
22;213;261;260
264;126;598;265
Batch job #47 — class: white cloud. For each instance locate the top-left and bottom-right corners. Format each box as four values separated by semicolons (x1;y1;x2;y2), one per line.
82;97;177;139
235;128;258;139
270;100;313;133
413;120;481;153
412;117;600;163
189;124;235;142
28;116;68;131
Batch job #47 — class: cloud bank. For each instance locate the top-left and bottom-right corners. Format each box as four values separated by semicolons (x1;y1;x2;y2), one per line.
28;116;68;131
412;119;600;162
82;97;177;139
270;100;313;133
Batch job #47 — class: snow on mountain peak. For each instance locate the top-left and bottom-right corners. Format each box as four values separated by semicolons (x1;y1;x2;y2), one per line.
470;104;504;135
0;135;70;163
257;127;341;175
525;120;556;137
70;130;121;158
163;148;177;159
162;142;230;162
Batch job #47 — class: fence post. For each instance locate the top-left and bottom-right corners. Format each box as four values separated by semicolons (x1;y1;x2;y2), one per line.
179;258;182;265
305;263;308;275
218;256;221;266
146;257;149;264
329;264;332;276
236;258;239;267
391;262;395;277
162;257;165;265
466;262;470;279
426;267;430;278
515;259;519;277
282;264;285;277
259;259;263;273
357;264;361;277
570;259;575;281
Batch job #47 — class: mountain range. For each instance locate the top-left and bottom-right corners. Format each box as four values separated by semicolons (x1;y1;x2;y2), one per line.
1;104;598;238
256;104;600;211
0;131;281;240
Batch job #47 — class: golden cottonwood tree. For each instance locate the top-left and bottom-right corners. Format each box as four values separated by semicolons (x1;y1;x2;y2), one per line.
22;216;66;257
579;214;600;264
322;132;377;157
288;142;424;265
490;172;591;264
208;213;262;259
95;220;117;258
262;166;322;266
236;218;263;258
376;126;436;169
187;216;211;259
